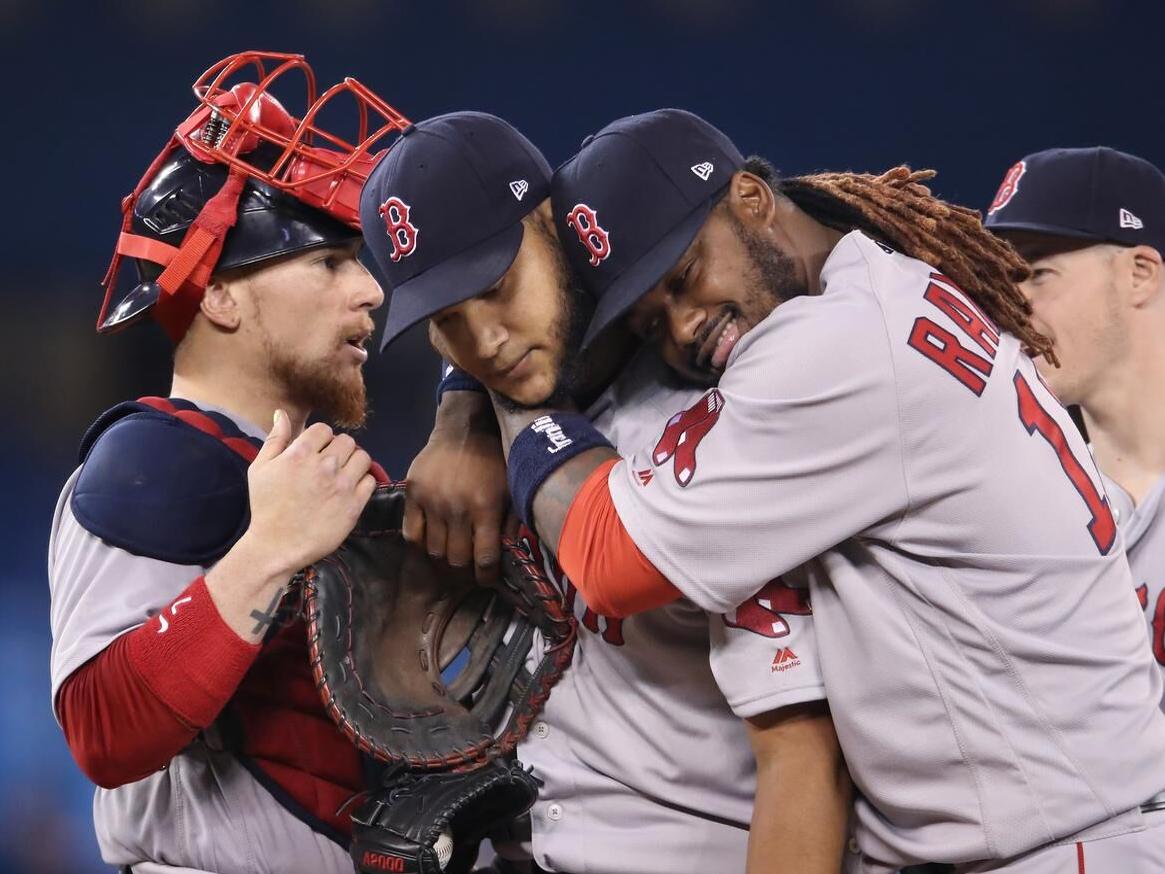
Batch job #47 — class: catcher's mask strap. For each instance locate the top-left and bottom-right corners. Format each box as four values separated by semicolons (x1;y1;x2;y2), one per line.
96;144;249;343
113;233;214;289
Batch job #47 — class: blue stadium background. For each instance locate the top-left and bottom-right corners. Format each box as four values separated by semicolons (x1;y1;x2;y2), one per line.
1;1;1162;869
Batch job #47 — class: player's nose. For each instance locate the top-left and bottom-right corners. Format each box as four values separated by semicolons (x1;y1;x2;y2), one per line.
462;300;508;361
666;299;706;347
350;264;385;311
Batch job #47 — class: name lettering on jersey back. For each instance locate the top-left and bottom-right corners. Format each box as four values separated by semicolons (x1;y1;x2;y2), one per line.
907;272;1000;396
519;526;626;646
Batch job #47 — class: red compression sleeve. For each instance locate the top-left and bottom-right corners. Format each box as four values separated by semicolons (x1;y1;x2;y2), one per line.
57;576;260;788
557;459;681;618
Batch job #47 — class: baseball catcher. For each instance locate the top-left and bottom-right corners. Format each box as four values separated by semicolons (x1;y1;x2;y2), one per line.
302;481;577;873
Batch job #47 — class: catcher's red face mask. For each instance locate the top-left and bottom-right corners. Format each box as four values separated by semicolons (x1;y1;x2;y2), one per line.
99;51;410;341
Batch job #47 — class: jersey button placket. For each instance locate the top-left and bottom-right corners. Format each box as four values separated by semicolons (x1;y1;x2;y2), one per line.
546;802;563;822
533;721;550;739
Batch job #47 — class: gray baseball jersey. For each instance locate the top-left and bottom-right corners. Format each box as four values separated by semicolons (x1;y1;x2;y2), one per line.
606;231;1165;869
1102;472;1165;705
518;348;825;874
48;405;353;874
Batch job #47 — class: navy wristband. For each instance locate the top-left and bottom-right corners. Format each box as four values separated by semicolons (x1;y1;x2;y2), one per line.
507;412;613;528
436;364;486;403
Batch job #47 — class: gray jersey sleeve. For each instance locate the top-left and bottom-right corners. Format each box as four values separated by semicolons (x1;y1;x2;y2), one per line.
608;285;908;613
48;469;205;708
709;565;825;718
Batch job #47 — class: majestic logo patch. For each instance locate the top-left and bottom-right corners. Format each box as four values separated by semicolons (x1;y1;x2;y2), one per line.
378;196;419;262
723;578;812;639
565;203;611;267
770;647;801;673
1120;208;1144;230
510;179;529;201
987;160;1026;215
653;389;725;486
690;161;714;181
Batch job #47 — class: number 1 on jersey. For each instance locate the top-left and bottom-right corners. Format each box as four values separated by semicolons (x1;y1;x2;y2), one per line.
1014;371;1116;555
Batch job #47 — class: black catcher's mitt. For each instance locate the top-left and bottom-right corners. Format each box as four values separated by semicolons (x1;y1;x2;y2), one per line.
300;483;576;873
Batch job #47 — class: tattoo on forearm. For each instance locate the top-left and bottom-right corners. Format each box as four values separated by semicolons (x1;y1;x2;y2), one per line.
250;585;289;635
532;449;620;552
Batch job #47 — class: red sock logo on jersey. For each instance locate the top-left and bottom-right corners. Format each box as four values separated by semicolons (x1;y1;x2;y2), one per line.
723;578;812;639
378;196;418;262
565;204;611;266
653;389;725;486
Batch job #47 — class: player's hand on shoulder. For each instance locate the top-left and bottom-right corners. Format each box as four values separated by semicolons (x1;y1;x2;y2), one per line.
405;390;510;584
245;410;376;570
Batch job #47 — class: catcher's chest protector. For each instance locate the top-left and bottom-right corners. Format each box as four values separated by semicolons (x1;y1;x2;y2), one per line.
72;397;377;844
303;484;578;873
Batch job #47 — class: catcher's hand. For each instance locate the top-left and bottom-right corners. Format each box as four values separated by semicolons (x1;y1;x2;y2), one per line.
302;482;576;768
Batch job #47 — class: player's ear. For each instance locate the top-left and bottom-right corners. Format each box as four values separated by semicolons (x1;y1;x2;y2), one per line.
1128;245;1164;308
727;170;777;225
199;276;243;331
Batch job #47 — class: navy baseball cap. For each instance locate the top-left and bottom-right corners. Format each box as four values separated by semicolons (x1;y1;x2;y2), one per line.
360;112;552;349
552;109;745;347
984;147;1165;254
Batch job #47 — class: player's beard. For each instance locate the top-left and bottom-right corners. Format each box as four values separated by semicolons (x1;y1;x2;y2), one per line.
258;319;369;431
681;214;807;386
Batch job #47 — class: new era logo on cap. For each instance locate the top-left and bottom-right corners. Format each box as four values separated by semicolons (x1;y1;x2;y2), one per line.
691;161;714;181
510;179;529;201
1120;208;1144;230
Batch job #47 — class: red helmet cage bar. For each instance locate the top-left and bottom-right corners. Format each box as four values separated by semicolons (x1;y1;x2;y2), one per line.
97;51;411;338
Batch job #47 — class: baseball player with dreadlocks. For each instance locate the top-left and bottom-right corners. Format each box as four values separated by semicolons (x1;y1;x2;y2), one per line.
48;53;405;873
484;109;1165;872
362;111;841;874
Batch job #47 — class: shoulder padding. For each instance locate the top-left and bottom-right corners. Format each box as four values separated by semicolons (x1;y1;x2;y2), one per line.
71;408;252;565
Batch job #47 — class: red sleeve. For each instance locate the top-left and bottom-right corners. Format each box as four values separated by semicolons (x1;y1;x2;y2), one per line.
57;576;261;788
557;459;681;618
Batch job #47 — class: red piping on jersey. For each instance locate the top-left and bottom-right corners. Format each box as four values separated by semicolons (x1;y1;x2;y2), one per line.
1076;842;1085;873
137;396;391;483
557;459;680;618
56;577;261;788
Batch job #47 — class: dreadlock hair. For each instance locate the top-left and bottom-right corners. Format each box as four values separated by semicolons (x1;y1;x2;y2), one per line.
739;156;1055;365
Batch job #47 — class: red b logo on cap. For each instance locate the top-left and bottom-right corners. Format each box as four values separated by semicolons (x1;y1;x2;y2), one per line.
566;204;611;267
379;196;418;262
988;161;1026;215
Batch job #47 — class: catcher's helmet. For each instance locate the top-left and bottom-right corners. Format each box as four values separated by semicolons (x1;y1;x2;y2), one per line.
100;51;410;341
